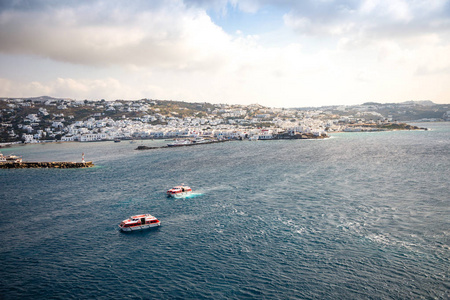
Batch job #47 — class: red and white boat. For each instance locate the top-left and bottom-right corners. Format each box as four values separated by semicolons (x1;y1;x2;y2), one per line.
166;185;192;198
118;214;161;232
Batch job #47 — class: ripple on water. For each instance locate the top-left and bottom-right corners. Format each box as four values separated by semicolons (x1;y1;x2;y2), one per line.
1;124;449;299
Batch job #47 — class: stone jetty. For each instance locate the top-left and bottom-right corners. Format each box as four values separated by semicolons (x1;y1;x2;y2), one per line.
274;132;329;139
136;139;229;150
0;161;94;169
136;145;168;150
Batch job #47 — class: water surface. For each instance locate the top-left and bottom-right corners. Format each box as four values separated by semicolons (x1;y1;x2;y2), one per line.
1;123;449;299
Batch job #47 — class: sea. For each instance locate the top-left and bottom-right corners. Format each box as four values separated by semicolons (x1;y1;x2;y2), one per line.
1;123;449;299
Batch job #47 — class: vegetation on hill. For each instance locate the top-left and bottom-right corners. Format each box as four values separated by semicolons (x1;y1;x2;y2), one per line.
0;96;448;143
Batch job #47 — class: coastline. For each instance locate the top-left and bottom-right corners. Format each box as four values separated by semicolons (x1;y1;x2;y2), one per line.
0;122;438;149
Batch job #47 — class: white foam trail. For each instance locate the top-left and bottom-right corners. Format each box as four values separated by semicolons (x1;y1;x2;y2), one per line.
173;192;203;199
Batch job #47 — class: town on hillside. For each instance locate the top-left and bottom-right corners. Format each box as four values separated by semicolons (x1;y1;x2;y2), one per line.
1;96;448;145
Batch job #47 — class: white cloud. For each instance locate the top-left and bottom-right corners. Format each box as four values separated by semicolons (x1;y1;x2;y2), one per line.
0;77;142;100
283;0;450;38
360;0;412;22
0;1;232;71
0;0;449;106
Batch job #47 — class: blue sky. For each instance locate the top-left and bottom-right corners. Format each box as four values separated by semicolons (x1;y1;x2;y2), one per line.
0;0;449;107
209;3;286;35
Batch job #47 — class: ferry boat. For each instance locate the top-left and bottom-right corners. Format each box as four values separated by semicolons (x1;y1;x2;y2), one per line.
118;214;161;231
167;139;192;147
192;137;208;144
167;184;192;198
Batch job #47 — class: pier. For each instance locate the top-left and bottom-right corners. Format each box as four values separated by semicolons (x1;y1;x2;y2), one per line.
135;139;229;150
0;161;94;169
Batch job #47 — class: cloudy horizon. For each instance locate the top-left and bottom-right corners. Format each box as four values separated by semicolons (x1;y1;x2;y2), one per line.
0;0;449;107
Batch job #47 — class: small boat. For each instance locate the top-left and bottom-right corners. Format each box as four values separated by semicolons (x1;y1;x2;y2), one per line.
167;184;192;198
118;214;161;231
114;139;121;143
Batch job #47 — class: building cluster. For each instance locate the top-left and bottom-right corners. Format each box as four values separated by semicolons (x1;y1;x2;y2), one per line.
1;97;446;144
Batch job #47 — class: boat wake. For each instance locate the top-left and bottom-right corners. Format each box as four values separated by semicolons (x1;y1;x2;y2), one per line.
173;192;203;199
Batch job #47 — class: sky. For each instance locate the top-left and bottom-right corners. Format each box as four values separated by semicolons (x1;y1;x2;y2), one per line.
0;0;449;107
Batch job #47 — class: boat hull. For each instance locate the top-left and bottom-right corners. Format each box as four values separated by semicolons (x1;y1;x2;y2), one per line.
167;191;192;198
119;222;161;232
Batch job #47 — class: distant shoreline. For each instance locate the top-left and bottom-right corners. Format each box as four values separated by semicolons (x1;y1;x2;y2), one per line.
0;122;437;148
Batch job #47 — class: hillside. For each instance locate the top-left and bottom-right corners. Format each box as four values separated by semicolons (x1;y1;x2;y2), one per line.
1;96;448;143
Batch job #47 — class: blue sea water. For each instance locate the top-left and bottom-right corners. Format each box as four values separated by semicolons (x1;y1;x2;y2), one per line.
1;123;449;299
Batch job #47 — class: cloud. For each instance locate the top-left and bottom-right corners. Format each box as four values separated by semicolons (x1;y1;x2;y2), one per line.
282;0;450;93
282;0;450;39
2;1;448;70
185;0;263;14
0;77;132;100
0;1;449;106
0;0;232;71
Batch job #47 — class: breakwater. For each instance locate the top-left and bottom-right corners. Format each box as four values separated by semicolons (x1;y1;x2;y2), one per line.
0;161;94;169
136;139;229;150
274;133;329;139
